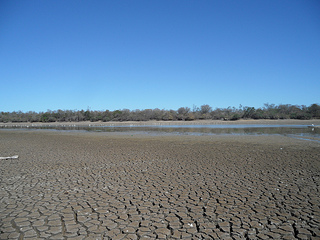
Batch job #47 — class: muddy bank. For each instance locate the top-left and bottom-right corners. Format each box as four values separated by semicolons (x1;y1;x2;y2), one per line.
0;130;319;239
1;119;320;128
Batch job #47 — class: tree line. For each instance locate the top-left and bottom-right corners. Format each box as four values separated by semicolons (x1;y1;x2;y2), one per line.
1;103;320;123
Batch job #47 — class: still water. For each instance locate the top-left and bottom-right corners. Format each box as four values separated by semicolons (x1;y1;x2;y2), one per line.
2;124;320;142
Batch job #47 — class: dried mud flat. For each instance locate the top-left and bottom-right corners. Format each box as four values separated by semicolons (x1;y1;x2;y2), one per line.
0;130;319;240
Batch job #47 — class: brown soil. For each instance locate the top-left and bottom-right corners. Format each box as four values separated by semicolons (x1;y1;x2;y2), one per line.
0;130;319;239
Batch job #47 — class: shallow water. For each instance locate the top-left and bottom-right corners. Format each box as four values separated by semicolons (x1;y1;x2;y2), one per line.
2;124;320;142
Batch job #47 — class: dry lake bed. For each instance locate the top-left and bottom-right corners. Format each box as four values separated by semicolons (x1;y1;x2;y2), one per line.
0;128;319;239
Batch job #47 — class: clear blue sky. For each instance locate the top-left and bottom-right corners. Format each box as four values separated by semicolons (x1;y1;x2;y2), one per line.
1;0;319;112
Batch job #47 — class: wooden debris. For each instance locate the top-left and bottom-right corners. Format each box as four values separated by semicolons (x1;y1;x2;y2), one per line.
0;155;19;160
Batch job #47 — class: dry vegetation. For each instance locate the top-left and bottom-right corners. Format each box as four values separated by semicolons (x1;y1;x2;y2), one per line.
1;103;320;123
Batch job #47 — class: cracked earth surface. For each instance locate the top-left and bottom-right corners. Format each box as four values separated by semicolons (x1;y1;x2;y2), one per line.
0;130;319;239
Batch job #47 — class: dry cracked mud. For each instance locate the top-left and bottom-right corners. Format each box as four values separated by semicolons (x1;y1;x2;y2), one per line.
0;130;319;239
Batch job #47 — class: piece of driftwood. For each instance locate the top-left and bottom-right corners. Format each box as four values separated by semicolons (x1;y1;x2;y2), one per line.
0;155;19;160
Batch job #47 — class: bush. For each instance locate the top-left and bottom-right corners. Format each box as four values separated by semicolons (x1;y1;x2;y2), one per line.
230;114;240;121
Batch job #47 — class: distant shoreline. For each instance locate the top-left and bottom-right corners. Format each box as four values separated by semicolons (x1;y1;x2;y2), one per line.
1;119;320;128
